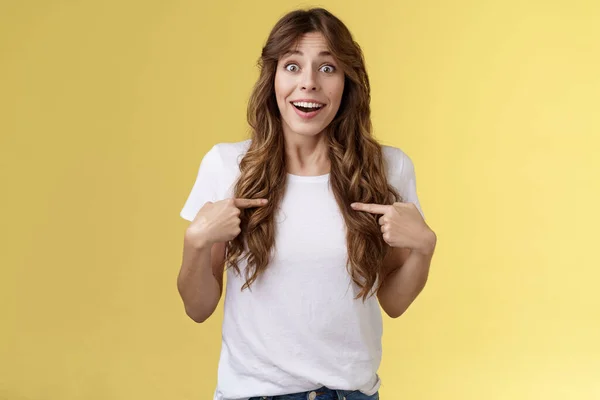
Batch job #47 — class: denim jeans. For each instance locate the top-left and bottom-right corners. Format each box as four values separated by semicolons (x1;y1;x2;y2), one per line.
248;386;379;400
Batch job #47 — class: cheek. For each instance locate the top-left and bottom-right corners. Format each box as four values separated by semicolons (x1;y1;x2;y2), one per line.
327;78;345;106
274;73;283;101
336;78;345;100
274;74;292;106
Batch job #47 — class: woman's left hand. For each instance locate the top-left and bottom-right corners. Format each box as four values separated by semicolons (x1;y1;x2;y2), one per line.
351;201;436;255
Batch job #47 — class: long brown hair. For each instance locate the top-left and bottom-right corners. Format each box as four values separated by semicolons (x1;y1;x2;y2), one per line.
225;7;401;300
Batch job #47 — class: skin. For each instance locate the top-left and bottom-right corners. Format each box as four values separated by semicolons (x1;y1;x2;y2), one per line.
274;31;345;176
179;198;268;322
351;201;437;318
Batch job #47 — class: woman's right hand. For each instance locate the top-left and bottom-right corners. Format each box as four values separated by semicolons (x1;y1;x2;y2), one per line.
185;198;268;249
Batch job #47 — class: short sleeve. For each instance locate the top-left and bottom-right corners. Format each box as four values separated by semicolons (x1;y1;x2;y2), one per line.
399;154;425;220
179;145;223;221
384;146;425;221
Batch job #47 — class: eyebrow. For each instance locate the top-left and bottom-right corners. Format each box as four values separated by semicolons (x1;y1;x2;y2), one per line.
282;50;333;57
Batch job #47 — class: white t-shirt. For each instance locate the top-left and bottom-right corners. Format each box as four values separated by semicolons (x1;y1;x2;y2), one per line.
180;139;424;400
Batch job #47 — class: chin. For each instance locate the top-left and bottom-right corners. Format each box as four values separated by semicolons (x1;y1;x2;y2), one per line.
284;115;332;137
289;124;327;136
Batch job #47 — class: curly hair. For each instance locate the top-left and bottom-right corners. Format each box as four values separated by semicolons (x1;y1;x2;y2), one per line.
225;7;401;301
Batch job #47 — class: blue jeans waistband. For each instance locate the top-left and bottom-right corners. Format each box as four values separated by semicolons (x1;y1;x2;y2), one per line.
248;386;379;400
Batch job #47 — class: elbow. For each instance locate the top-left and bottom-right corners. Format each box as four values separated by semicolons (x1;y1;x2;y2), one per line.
189;315;208;324
177;279;211;323
185;306;209;323
383;306;406;319
382;282;429;319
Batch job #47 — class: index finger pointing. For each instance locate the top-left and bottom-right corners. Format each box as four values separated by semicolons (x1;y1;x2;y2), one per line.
234;198;269;209
351;202;390;214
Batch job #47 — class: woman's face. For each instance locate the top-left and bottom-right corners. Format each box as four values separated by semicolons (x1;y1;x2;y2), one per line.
274;32;345;139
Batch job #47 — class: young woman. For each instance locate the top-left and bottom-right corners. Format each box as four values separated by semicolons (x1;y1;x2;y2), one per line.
178;7;437;400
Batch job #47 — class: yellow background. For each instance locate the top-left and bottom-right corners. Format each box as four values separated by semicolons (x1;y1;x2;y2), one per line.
1;0;599;399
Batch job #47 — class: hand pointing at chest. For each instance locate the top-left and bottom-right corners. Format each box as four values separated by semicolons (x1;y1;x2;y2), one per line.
186;198;268;248
351;201;436;256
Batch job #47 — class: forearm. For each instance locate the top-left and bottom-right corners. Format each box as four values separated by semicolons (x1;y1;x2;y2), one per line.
177;237;221;323
378;235;436;318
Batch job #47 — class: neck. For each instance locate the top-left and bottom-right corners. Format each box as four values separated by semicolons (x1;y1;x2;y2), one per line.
283;129;330;176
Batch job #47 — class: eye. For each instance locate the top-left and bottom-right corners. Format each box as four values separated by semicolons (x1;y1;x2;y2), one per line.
320;64;336;73
285;63;299;72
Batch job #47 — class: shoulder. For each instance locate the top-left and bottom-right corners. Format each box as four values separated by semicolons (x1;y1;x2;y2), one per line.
203;139;252;198
204;139;252;170
380;144;422;210
380;144;414;179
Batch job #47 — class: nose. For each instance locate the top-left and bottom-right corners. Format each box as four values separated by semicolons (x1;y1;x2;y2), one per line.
300;69;319;91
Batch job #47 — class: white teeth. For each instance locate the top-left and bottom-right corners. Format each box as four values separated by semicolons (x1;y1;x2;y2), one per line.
292;101;323;108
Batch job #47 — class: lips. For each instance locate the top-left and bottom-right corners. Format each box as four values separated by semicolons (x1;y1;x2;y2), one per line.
292;104;323;113
291;102;325;120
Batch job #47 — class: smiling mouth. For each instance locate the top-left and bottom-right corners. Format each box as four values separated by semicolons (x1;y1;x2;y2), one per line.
291;103;325;113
